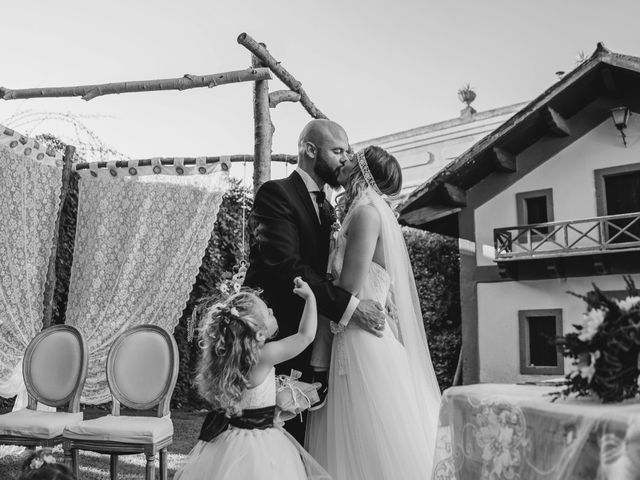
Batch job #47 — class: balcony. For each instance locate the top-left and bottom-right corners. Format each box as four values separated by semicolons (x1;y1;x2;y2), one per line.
493;212;640;279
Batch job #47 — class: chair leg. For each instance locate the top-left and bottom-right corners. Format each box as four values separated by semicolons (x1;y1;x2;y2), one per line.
63;446;72;469
63;444;79;478
145;453;156;480
110;454;119;480
72;449;79;478
159;448;167;480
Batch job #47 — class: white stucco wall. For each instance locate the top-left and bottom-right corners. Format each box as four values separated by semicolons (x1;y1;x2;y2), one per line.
477;274;640;383
474;115;640;266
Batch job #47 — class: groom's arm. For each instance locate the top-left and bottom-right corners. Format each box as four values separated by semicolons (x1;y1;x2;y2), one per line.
249;181;352;322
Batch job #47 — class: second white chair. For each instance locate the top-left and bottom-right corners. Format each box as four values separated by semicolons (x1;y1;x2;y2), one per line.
63;324;179;480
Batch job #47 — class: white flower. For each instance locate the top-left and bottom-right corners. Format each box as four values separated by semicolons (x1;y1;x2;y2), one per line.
573;351;600;382
229;307;239;317
219;284;229;294
42;454;56;464
578;308;606;342
30;458;44;470
615;296;640;312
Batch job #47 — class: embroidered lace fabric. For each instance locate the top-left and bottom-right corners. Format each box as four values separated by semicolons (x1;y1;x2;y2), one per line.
66;166;228;403
0;129;63;406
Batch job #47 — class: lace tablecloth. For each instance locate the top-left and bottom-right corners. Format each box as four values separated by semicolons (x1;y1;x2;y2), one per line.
432;384;640;480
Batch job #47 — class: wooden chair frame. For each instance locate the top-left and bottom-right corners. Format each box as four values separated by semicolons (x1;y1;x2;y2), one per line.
0;324;88;452
63;325;179;480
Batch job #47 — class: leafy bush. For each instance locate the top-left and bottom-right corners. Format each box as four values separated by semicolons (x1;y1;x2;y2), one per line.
403;227;461;390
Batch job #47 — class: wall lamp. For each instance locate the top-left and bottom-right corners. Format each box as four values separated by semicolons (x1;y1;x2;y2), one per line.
610;106;631;147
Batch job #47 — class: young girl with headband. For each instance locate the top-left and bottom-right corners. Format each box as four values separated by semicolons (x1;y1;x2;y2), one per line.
175;277;329;480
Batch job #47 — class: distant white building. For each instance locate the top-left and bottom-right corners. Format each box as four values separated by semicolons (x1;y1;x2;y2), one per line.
352;101;527;199
398;43;640;385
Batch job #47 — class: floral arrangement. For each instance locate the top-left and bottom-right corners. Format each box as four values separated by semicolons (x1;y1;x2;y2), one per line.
555;276;640;402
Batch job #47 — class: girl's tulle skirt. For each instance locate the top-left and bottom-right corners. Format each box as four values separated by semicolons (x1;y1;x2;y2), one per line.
174;425;330;480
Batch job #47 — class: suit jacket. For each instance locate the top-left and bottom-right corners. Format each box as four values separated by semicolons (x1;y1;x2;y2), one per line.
245;171;352;378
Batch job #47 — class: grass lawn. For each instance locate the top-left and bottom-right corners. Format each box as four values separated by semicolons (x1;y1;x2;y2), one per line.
0;409;204;480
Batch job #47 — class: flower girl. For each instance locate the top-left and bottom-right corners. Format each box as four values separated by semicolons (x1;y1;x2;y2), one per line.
174;277;330;480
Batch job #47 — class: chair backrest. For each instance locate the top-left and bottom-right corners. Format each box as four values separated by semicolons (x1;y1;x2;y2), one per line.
23;325;88;412
106;325;179;416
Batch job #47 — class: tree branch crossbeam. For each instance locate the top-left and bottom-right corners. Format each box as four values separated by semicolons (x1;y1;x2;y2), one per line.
0;68;272;101
237;33;328;119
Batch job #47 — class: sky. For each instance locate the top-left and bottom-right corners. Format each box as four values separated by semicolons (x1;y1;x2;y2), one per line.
2;0;640;180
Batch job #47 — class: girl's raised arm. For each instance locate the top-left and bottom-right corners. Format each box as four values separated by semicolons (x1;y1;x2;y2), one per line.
259;277;317;367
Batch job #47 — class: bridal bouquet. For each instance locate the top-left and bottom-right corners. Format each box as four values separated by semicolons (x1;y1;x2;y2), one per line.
555;276;640;403
275;370;321;421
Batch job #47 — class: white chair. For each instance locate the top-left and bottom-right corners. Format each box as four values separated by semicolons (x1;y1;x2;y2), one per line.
63;325;179;480
0;325;88;455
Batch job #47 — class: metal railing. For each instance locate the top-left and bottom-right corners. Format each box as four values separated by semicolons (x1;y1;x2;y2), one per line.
494;211;640;260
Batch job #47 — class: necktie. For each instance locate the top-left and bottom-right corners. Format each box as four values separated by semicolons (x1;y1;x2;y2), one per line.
313;191;331;227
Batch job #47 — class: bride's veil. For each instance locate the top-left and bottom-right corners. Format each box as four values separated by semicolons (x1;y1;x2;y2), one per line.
348;188;441;448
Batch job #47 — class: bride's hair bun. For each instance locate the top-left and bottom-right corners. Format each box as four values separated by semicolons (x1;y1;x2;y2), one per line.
363;146;402;196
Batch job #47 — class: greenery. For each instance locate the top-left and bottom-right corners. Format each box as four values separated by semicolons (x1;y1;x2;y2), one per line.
403;227;461;390
0;135;460;410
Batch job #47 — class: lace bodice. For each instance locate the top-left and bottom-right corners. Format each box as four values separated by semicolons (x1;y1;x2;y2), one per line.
239;367;276;410
329;232;391;306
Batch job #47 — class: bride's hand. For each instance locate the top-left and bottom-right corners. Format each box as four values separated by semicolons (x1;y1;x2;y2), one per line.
351;299;385;337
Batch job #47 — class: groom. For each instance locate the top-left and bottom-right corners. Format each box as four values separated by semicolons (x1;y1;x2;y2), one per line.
245;119;386;442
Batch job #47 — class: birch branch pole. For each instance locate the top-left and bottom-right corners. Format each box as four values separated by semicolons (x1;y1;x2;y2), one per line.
237;32;328;120
0;68;272;101
252;47;274;191
269;90;301;108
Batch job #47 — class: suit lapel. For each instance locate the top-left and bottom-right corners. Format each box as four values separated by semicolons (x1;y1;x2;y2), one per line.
289;171;322;231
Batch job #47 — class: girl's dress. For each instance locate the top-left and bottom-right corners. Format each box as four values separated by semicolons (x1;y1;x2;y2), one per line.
175;367;330;480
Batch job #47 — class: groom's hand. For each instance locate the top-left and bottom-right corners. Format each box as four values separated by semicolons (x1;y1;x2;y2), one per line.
351;300;386;337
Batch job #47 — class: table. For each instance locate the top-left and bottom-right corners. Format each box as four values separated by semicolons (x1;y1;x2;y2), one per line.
431;384;640;480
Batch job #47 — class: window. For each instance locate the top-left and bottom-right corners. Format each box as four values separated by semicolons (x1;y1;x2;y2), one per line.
519;309;564;375
516;189;554;240
595;165;640;244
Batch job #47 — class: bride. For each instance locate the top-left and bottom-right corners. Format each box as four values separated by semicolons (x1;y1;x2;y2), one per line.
306;145;441;479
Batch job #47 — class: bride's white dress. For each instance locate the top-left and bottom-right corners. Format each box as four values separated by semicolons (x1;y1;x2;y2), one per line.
306;190;440;480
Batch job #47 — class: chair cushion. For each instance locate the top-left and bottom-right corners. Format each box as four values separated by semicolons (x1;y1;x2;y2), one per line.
63;415;173;444
0;409;83;439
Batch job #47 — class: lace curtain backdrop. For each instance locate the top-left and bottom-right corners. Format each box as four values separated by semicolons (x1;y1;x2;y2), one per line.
66;158;230;404
0;127;64;410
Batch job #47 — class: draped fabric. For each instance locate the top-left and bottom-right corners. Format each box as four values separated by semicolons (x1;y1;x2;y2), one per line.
0;127;64;406
66;158;229;404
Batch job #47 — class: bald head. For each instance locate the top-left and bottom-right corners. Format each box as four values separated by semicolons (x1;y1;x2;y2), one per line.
297;119;350;188
298;119;348;151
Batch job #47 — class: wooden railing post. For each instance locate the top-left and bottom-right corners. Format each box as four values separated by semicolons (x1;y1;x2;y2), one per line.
42;145;75;329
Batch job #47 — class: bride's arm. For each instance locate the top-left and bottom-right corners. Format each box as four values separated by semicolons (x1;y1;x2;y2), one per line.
337;205;381;295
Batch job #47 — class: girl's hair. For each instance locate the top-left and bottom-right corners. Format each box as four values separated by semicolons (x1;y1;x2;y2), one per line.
19;450;76;480
338;145;402;217
194;289;267;416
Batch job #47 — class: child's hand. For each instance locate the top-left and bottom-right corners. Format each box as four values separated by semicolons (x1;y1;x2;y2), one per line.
293;276;314;301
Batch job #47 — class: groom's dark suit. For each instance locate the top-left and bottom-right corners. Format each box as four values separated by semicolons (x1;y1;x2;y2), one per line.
245;170;352;441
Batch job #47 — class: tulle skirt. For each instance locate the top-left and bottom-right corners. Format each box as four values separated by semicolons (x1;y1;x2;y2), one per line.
306;323;437;480
174;425;330;480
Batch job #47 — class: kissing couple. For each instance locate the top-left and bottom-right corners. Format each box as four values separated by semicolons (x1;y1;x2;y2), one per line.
245;119;441;479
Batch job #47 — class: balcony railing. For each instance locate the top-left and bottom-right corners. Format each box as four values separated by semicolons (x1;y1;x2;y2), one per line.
494;211;640;261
